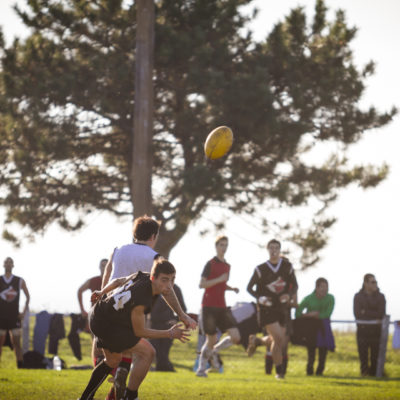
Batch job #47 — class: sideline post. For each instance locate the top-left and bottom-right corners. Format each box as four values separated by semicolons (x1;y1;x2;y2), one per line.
376;315;390;377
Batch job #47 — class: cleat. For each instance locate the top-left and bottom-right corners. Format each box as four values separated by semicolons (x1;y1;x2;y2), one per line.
247;335;258;357
114;367;129;400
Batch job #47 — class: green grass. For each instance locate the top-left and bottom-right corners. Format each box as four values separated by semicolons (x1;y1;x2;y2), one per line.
1;324;399;399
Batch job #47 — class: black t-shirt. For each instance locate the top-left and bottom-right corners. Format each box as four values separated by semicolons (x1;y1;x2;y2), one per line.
94;272;158;329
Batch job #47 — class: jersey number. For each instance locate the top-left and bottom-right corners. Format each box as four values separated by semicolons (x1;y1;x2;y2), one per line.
112;290;132;311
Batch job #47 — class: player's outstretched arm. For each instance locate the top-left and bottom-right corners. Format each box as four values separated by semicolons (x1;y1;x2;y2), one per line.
91;273;136;304
162;288;197;329
131;306;190;342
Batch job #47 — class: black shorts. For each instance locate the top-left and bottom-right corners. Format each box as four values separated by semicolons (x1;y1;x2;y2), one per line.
0;317;21;331
201;306;236;335
257;304;289;328
237;313;260;349
89;308;140;353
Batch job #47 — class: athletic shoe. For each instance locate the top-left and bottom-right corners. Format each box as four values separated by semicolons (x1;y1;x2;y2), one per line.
275;373;285;380
196;370;208;377
247;335;257;357
210;350;221;370
114;367;129;400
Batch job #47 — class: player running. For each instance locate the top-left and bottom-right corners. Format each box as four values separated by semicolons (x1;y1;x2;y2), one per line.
247;239;298;379
196;235;239;377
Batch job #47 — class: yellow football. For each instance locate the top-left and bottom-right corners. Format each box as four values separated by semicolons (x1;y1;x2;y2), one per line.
204;126;233;160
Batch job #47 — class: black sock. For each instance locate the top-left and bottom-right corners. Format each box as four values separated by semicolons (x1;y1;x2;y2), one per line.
282;355;288;374
265;355;273;374
275;364;283;376
123;388;138;400
17;360;24;369
79;360;113;400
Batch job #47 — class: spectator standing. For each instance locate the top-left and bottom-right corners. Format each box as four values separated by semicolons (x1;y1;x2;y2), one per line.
0;257;30;368
353;274;386;376
150;283;186;371
295;277;335;376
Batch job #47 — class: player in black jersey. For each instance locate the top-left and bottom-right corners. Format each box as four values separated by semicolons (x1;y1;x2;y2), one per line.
0;257;30;368
247;239;298;379
78;258;190;400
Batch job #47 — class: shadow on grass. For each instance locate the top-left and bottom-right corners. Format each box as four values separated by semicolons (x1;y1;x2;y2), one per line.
167;362;194;371
326;375;400;384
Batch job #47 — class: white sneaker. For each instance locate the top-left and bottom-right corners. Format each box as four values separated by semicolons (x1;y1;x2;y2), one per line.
196;370;208;377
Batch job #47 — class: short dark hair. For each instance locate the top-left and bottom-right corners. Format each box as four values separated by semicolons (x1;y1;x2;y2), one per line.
215;235;228;246
363;273;375;283
133;215;161;241
315;277;328;288
267;239;281;249
151;257;176;278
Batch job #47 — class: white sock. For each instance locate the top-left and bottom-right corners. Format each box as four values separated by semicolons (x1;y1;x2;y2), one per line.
214;336;233;352
197;344;212;372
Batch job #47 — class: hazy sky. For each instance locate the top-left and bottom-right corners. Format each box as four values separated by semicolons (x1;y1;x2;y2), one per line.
1;0;399;325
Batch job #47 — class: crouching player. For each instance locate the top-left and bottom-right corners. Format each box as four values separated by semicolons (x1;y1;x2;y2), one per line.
78;258;192;400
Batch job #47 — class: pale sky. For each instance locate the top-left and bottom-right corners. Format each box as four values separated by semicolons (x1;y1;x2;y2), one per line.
0;0;399;326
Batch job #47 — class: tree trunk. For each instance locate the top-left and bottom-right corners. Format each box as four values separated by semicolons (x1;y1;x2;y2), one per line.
131;0;154;219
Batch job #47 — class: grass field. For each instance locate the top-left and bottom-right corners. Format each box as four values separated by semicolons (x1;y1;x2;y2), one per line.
0;323;399;400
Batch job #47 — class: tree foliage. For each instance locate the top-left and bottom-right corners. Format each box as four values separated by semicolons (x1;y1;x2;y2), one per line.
0;0;396;266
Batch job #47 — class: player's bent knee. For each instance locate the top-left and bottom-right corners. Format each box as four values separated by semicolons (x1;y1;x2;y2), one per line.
143;342;156;361
135;339;156;362
104;353;122;368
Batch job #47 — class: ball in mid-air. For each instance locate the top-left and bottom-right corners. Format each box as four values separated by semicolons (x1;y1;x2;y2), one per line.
204;126;233;160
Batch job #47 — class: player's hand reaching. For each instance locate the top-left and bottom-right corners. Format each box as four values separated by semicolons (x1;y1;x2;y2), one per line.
168;323;191;343
180;313;198;330
91;290;102;305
